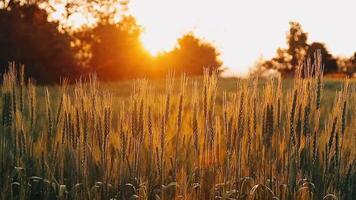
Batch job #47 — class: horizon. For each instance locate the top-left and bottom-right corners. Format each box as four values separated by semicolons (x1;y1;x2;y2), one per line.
50;0;356;76
131;0;356;76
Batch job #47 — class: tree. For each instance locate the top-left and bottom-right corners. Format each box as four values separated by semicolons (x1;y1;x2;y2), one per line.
337;53;356;75
307;42;338;73
351;52;356;74
0;2;78;83
258;22;342;77
1;1;223;81
287;22;308;69
259;22;309;77
87;16;152;80
44;0;130;30
157;33;223;76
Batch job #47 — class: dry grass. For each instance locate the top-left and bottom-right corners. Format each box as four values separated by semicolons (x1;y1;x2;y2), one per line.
0;52;355;199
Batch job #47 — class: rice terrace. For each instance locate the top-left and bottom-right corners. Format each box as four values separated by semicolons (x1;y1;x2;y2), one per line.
0;0;355;200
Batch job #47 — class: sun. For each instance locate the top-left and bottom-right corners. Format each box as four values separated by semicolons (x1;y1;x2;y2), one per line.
140;33;162;56
140;30;177;56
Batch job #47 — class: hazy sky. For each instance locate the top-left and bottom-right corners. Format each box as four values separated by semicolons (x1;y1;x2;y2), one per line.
129;0;356;76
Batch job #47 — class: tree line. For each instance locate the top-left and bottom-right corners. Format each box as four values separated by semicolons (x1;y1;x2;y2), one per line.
1;1;355;83
0;1;222;83
253;22;356;77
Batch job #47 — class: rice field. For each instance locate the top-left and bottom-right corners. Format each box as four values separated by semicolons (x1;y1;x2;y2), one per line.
0;58;355;199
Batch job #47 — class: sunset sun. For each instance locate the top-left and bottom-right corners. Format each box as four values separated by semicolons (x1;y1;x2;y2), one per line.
140;31;176;56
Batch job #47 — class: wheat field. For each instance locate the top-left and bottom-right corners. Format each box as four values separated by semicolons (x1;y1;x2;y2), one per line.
0;56;355;199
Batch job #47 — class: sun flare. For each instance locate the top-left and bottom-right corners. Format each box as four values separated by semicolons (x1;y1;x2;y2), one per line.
140;31;176;56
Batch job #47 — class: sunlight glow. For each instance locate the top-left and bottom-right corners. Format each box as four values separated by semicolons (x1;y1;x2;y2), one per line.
49;0;356;76
49;3;96;29
140;30;177;56
130;0;356;76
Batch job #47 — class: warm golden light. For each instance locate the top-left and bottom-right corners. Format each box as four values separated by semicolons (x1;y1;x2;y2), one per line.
140;31;176;56
130;0;356;76
50;0;356;75
49;2;96;29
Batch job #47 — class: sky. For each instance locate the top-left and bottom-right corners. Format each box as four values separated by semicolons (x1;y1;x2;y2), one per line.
129;0;356;76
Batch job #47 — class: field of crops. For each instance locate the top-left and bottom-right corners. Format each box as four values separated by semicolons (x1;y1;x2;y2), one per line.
0;60;355;199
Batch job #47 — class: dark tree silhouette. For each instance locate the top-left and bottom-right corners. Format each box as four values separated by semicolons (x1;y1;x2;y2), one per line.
346;52;356;75
258;22;309;77
0;2;78;83
307;42;338;73
287;22;308;69
156;33;223;76
0;1;223;82
258;22;341;77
